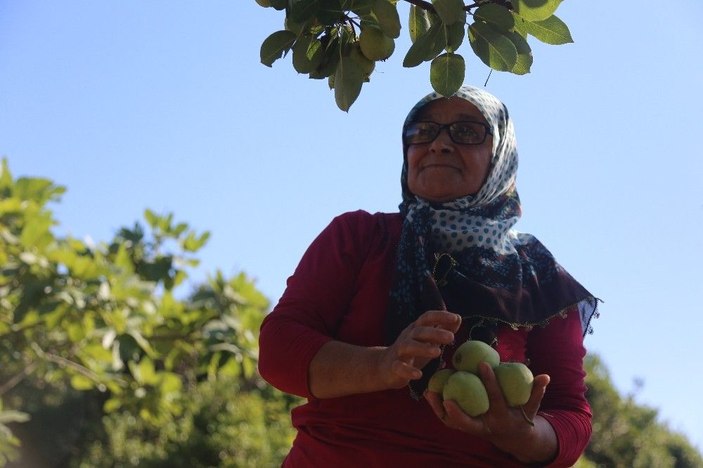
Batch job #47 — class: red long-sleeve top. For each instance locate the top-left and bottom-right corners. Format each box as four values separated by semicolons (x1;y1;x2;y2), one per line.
259;210;592;467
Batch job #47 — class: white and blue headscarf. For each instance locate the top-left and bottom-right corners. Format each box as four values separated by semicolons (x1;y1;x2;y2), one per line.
386;86;599;354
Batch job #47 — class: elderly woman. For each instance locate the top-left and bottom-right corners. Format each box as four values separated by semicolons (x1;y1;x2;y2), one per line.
258;85;598;467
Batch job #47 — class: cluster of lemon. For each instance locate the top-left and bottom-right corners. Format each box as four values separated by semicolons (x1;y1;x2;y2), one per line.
428;340;534;417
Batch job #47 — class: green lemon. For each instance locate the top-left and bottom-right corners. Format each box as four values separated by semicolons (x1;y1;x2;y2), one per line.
452;340;500;374
494;362;534;407
427;368;455;393
443;371;489;417
359;27;395;61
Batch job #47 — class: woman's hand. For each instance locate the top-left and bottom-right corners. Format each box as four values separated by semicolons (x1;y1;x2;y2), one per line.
308;310;461;399
424;362;557;463
379;310;461;390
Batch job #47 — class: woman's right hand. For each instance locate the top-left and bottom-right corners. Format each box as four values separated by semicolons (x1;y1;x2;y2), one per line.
308;310;461;398
379;310;461;389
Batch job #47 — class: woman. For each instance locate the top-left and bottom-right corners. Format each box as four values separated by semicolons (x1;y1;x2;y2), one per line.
258;85;599;467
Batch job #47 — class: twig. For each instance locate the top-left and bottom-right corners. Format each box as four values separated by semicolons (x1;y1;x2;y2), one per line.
0;361;39;396
31;343;102;383
403;0;436;13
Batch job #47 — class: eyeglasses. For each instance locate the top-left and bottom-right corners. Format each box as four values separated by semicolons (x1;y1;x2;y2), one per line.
403;120;492;146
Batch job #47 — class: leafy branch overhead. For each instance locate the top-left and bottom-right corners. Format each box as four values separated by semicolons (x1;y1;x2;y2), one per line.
257;0;573;111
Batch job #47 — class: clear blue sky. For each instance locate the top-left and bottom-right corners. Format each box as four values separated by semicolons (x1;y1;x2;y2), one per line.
2;0;702;450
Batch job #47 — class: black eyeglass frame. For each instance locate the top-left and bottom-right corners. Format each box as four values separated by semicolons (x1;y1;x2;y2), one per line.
403;120;493;146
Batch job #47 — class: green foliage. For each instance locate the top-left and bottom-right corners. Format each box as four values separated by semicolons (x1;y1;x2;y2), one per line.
0;159;300;466
74;379;296;467
256;0;573;110
580;355;703;467
0;401;28;466
3;157;702;465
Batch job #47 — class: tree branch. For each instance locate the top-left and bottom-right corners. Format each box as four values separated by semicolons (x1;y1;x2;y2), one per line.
30;342;106;384
403;0;436;14
402;0;513;14
0;361;38;396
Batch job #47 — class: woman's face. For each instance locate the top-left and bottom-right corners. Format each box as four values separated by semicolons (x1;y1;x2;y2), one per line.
406;97;493;203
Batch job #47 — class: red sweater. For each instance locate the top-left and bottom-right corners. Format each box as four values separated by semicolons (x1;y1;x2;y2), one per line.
259;210;592;467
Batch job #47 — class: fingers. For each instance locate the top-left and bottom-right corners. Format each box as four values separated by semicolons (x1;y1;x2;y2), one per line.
523;373;549;416
424;390;446;419
428;365;549;439
383;312;460;388
393;312;459;362
442;399;486;433
390;356;422;377
407;325;455;347
478;362;504;408
416;310;462;333
426;388;485;433
394;334;443;362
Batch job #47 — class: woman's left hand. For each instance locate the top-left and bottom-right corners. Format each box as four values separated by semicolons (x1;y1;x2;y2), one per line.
424;362;556;462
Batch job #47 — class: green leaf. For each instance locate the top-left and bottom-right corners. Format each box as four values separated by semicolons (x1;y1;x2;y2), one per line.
182;231;210;252
474;3;514;31
70;374;95;391
82;343;114;364
308;35;340;79
408;5;431;43
519;14;573;45
403;22;442;67
242;354;256;378
129;357;156;385
138;357;157;385
67;322;86;342
128;330;156;358
373;0;401;39
144;208;158;228
0;198;22;214
513;0;560;22
20;214;52;249
72;255;101;279
512;13;528;38
290;0;319;23
334;52;367;111
444;22;464;53
432;0;466;26
0;410;30;424
350;43;375;77
260;30;297;67
284;16;306;35
158;372;182;394
350;0;375;16
430;52;465;97
316;0;344;24
292;36;314;73
505;31;533;75
468;21;518;72
0;158;13;192
300;37;325;76
14;177;62;204
104;397;121;413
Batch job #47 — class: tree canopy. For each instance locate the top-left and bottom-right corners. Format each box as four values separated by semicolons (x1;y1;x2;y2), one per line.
257;0;573;110
0;158;297;466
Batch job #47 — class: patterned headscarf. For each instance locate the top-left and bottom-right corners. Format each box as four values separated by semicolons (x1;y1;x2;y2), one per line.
386;86;598;363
